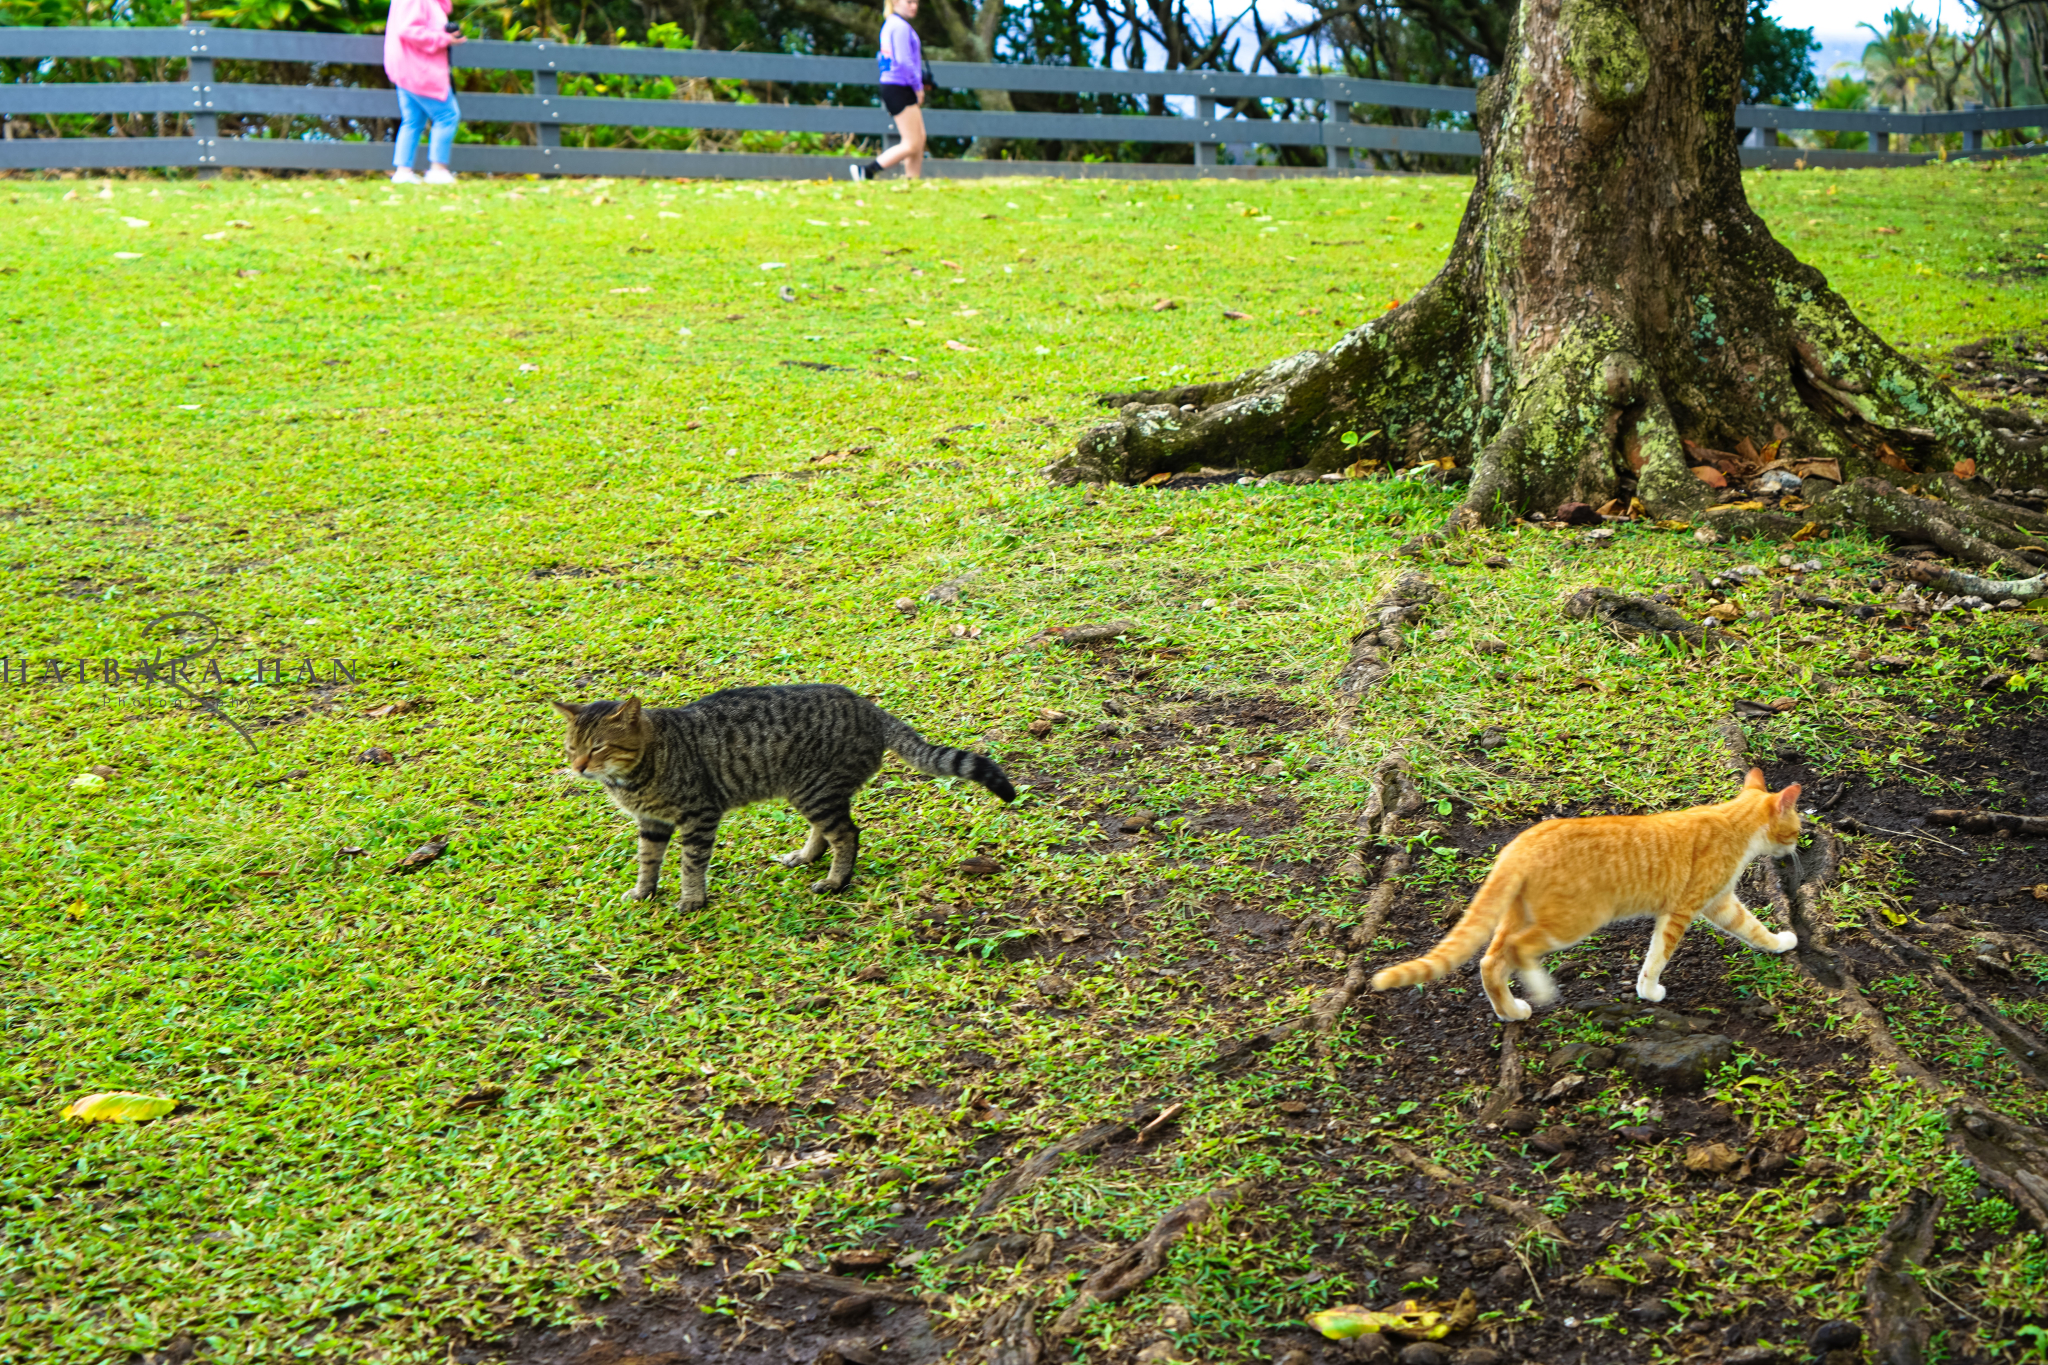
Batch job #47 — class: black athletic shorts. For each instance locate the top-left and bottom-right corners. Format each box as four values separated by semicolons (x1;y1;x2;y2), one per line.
881;84;918;115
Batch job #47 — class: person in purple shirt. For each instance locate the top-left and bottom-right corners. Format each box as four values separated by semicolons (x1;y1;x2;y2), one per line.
851;0;929;181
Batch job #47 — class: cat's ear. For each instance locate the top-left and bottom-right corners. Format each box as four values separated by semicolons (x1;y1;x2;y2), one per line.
549;699;581;721
1776;784;1802;813
1744;767;1767;790
616;694;644;724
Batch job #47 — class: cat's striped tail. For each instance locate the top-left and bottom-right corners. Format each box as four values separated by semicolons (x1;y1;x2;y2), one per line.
883;715;1017;803
1369;870;1522;992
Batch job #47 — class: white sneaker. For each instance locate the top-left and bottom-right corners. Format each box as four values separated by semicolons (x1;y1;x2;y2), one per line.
848;163;867;182
423;166;456;185
391;167;423;184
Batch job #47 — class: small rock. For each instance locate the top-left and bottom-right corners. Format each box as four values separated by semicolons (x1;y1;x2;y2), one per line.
1398;1344;1451;1365
1487;1264;1523;1296
1681;1141;1744;1175
1627;1300;1671;1323
892;596;918;616
1554;501;1602;526
1807;1202;1846;1228
1811;1320;1861;1352
1452;1349;1503;1365
1618;1124;1662;1144
1036;973;1073;1000
870;1166;911;1186
1160;1303;1194;1333
850;965;889;983
1483;555;1511;569
1755;469;1802;494
1135;1341;1182;1365
831;1338;884;1365
1575;1276;1625;1299
1725;1347;1782;1365
1395;1260;1438;1287
1529;1126;1578;1155
1548;1043;1594;1068
1347;1336;1396;1363
357;746;396;765
828;1294;874;1321
829;1248;893;1276
1540;1073;1589;1103
1120;810;1156;833
1273;1352;1313;1365
1028;718;1053;737
1477;727;1509;748
1277;1100;1310;1115
1499;1107;1539;1133
1618;1033;1734;1092
957;855;1001;878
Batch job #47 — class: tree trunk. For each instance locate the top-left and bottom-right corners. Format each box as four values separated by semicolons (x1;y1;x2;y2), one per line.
1052;0;2048;543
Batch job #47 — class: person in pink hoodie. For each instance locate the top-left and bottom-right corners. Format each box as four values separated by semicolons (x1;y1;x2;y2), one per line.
384;0;465;184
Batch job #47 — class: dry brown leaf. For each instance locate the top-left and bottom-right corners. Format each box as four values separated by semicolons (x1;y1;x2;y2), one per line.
1689;465;1729;488
1954;457;1978;480
1152;298;1178;312
388;835;449;874
1221;309;1254;321
1682;1141;1744;1174
363;700;417;718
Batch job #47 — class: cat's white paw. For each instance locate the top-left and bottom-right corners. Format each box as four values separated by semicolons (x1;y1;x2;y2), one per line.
620;887;654;902
1636;978;1668;1003
1771;930;1799;952
775;851;815;868
676;895;707;913
809;877;849;895
1522;965;1558;1005
1495;996;1533;1022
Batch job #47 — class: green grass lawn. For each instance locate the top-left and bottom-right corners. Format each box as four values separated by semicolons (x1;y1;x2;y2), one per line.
2;159;2046;1365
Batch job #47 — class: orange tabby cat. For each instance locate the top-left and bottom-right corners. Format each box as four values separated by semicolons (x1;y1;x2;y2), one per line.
1371;769;1802;1021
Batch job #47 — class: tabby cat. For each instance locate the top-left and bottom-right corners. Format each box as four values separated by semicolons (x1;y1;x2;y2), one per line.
552;684;1015;911
1370;768;1803;1021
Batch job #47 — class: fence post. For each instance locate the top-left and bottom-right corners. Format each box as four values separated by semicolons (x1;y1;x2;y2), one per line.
1194;94;1215;167
1964;99;1982;153
534;45;561;177
1326;98;1350;169
187;25;218;180
1867;119;1883;154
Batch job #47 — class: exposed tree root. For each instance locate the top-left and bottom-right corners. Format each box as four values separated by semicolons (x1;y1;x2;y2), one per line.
971;1101;1165;1219
971;1294;1044;1365
1335;572;1439;699
1310;749;1422;1051
1823;479;2045;572
1048;1185;1242;1337
1859;920;2048;1092
1895;561;2048;602
1948;1104;2048;1229
1474;1020;1527;1128
1928;808;2048;836
772;1271;940;1307
1863;1188;1944;1365
1560;586;1714;648
1381;1142;1572;1246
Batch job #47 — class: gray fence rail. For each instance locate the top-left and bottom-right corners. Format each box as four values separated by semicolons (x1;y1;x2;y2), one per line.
2;25;2043;179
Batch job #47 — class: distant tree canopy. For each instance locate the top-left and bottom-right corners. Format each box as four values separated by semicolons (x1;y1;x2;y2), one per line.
1741;0;1821;105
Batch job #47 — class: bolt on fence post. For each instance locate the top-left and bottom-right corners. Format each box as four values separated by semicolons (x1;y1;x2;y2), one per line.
1194;94;1215;167
188;26;218;180
534;63;561;177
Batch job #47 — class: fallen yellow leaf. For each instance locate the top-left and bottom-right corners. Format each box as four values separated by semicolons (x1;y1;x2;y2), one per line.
62;1092;175;1123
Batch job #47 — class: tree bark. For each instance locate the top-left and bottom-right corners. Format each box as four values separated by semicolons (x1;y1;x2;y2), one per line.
1051;0;2048;533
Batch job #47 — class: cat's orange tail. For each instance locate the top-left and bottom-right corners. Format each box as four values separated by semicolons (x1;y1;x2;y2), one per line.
1369;871;1521;992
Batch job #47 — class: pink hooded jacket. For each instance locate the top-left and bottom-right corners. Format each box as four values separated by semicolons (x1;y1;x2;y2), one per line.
384;0;456;101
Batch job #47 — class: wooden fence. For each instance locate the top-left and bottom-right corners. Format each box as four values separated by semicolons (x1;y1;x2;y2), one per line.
2;26;2043;179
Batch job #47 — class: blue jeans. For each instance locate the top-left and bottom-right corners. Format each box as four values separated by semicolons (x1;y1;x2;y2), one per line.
394;87;460;169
